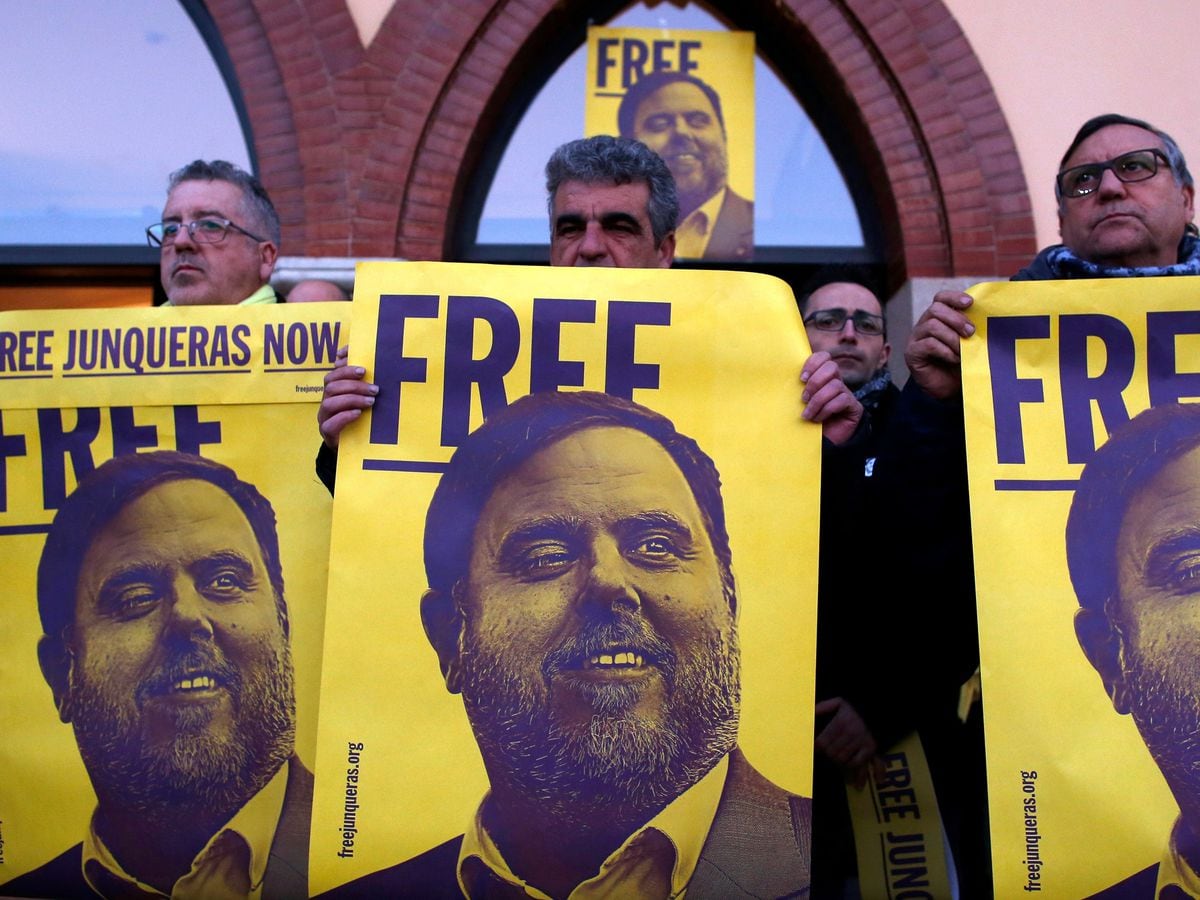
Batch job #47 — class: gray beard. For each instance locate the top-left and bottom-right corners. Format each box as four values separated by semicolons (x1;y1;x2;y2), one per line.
1125;650;1200;822
460;611;740;832
65;639;296;820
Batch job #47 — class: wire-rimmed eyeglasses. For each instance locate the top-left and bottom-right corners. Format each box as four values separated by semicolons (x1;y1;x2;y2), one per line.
146;217;268;247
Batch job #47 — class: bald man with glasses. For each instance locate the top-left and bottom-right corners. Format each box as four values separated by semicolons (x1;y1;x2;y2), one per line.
146;160;281;306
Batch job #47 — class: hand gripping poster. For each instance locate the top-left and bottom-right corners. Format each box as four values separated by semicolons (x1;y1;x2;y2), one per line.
963;277;1200;898
585;26;755;263
309;262;819;897
0;302;347;899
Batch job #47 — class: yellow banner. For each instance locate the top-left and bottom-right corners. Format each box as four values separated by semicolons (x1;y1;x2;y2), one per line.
0;304;345;896
586;26;755;262
311;261;819;895
847;732;952;899
964;277;1200;897
0;303;344;409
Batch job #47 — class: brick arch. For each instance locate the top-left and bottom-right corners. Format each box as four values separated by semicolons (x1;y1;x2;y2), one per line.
207;0;1036;277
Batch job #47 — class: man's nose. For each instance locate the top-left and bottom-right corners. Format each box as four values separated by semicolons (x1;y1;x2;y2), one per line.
577;222;609;262
163;577;215;641
838;318;860;341
581;539;641;612
170;222;197;251
1097;167;1129;199
668;117;694;145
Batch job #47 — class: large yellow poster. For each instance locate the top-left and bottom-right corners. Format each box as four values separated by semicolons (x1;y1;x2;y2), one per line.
586;27;755;262
310;262;818;896
964;277;1200;897
0;303;346;898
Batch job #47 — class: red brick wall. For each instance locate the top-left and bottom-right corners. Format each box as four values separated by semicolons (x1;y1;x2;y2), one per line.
204;0;1037;277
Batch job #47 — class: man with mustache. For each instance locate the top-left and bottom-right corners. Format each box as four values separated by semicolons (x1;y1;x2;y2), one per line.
618;71;753;262
147;160;281;306
1;451;310;899
316;135;859;490
1068;403;1200;897
325;390;811;899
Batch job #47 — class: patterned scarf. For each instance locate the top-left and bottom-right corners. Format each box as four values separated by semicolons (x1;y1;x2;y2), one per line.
1042;234;1200;278
854;368;893;410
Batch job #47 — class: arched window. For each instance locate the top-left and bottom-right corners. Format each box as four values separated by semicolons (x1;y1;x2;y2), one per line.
0;1;253;308
460;2;878;276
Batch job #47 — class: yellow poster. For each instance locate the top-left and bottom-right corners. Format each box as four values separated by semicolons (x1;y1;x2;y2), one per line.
963;277;1200;897
586;26;755;262
310;261;818;896
0;303;346;898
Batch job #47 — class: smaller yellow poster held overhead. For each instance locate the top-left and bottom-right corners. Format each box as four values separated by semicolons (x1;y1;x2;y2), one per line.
587;26;755;263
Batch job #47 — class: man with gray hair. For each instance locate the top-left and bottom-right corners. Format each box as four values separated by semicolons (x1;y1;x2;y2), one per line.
146;160;281;306
315;134;860;488
543;134;678;268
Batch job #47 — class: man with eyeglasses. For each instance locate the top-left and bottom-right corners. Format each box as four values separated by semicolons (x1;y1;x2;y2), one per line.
801;271;892;399
147;160;281;306
886;114;1200;895
796;266;917;895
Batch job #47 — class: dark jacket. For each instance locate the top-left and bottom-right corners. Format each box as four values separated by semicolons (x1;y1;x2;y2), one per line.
702;190;755;262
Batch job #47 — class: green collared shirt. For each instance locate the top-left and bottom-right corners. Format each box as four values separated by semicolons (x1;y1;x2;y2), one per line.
162;284;277;307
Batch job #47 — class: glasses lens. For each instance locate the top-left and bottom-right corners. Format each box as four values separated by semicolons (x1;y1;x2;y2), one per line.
146;224;164;246
1061;165;1100;198
851;312;885;336
809;309;847;331
193;219;229;243
1113;150;1159;183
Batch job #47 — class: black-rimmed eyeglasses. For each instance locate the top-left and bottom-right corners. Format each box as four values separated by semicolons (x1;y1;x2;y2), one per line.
146;217;268;247
803;307;886;337
1057;149;1170;199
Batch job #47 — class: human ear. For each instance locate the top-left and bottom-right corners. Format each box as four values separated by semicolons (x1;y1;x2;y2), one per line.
258;241;279;283
656;231;676;268
420;587;464;694
37;634;74;723
1074;605;1131;715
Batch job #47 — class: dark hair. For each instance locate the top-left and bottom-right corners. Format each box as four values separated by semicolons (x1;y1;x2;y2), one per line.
797;264;886;335
545;135;679;246
1057;114;1194;204
1066;403;1200;613
168;159;281;246
617;70;725;140
423;390;735;610
38;451;288;642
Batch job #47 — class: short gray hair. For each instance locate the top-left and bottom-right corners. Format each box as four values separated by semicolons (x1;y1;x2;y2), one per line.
545;136;678;246
168;159;281;246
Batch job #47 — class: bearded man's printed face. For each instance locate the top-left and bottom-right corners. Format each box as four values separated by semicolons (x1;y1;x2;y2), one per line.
65;479;295;811
458;427;739;824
